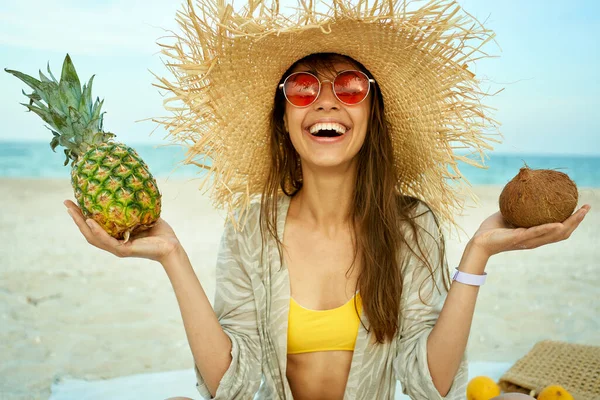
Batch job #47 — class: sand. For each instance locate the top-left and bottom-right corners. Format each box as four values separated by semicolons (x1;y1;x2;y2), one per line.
1;178;598;399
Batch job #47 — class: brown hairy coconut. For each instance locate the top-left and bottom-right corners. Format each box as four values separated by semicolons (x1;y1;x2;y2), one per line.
499;166;578;228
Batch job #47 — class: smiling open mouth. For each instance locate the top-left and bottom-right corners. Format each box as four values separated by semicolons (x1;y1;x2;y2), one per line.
308;122;348;137
312;129;342;137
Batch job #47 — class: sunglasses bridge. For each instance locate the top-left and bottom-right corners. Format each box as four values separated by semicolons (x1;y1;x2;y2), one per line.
279;70;375;107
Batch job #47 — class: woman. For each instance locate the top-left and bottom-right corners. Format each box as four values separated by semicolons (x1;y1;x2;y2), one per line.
65;1;589;399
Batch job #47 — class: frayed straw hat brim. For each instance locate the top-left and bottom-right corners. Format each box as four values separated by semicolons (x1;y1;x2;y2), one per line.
154;0;501;231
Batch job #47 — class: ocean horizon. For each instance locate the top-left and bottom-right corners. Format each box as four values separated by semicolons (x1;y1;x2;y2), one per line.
1;140;599;187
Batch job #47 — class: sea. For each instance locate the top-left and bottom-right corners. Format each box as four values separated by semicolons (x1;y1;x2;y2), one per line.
1;140;599;187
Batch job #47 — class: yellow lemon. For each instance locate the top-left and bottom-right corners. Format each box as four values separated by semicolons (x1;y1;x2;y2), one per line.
466;376;501;400
537;384;574;400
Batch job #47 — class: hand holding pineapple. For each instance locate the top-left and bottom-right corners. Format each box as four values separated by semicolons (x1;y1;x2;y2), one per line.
64;199;181;263
6;54;161;243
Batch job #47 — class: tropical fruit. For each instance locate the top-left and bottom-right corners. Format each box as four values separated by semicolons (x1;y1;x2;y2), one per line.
499;166;578;228
5;55;161;242
466;375;501;400
537;384;574;400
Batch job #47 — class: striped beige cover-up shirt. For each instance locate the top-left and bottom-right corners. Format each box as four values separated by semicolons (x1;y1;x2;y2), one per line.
195;195;468;399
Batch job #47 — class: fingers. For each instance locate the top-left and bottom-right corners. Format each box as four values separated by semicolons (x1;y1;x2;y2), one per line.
511;222;554;247
64;200;130;257
562;204;590;233
64;200;94;237
85;219;130;256
545;205;590;242
516;204;590;250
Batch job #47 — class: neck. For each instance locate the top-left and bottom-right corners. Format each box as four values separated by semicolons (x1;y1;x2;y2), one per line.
290;161;357;235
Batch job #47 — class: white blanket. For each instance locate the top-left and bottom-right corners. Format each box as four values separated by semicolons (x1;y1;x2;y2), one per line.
50;362;512;400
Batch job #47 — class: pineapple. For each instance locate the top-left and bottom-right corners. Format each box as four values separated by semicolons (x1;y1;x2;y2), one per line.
5;54;161;242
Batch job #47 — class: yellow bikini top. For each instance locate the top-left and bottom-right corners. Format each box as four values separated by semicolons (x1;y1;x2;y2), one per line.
287;292;363;354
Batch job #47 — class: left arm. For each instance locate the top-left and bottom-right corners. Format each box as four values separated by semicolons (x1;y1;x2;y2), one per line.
426;241;488;396
394;205;470;400
428;205;591;396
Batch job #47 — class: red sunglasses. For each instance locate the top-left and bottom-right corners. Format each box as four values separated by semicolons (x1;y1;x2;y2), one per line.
279;70;375;107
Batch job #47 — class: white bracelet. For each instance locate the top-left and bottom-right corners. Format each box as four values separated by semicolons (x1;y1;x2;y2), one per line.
451;268;487;286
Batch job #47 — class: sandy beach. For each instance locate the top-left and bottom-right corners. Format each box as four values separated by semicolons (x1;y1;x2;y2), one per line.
1;178;598;399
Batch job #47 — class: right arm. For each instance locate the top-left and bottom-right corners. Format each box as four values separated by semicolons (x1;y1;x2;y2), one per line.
64;201;262;399
162;221;263;399
161;246;233;397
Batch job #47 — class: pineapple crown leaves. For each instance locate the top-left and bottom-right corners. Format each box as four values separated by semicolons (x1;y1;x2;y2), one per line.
5;54;115;165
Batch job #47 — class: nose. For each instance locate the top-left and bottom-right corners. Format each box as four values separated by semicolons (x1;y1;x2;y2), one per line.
313;80;340;111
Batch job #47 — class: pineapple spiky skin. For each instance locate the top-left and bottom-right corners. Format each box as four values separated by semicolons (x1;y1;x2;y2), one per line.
6;54;162;241
72;142;161;240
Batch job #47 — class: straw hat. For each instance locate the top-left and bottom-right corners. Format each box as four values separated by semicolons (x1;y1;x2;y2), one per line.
155;0;501;230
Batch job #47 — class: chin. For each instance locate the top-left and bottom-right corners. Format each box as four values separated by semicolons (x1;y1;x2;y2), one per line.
304;156;356;170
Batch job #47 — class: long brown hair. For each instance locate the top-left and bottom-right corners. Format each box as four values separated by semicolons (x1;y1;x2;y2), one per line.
260;53;450;344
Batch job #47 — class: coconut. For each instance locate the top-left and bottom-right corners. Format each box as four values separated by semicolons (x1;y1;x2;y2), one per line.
499;166;578;228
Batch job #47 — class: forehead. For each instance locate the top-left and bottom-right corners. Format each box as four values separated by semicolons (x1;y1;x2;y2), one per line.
290;60;359;78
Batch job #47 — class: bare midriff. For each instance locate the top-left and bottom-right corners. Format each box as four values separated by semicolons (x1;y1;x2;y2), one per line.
286;350;353;400
283;194;362;400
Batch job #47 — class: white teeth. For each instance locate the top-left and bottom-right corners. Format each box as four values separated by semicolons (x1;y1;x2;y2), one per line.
308;122;348;135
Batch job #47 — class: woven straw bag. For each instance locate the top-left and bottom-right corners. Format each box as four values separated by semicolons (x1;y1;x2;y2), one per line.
498;340;600;399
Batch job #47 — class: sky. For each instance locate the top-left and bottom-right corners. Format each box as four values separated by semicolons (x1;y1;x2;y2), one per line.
0;0;598;155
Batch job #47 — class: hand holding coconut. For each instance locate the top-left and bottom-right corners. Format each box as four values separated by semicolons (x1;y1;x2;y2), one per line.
470;167;590;258
499;166;579;228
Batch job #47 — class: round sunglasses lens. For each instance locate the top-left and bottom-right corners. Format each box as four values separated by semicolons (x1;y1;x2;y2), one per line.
334;71;370;104
284;73;319;107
